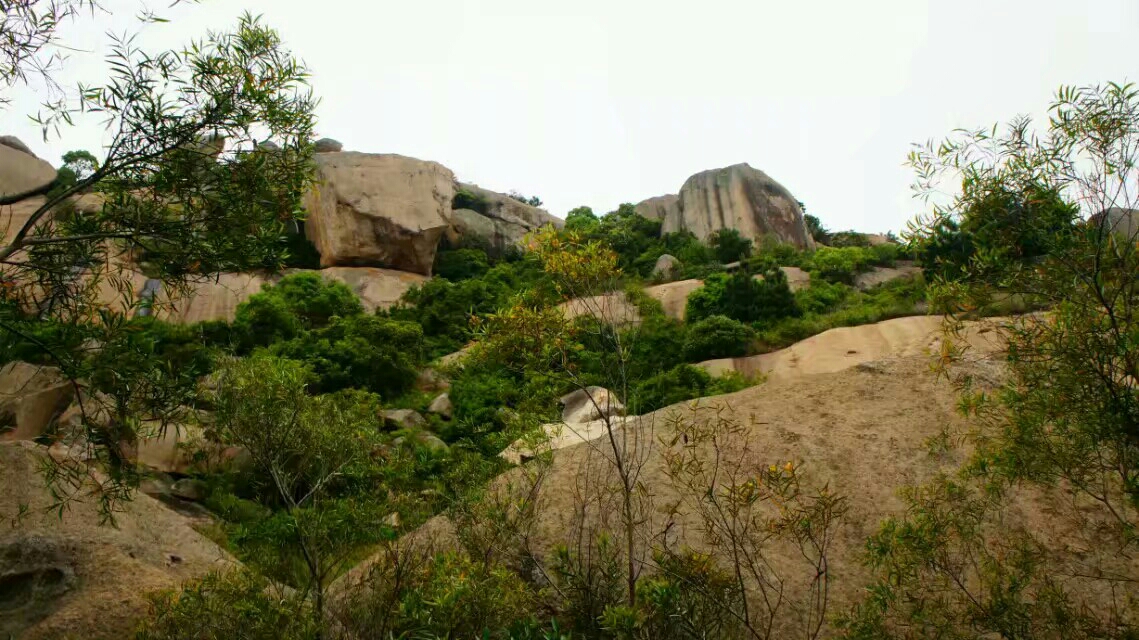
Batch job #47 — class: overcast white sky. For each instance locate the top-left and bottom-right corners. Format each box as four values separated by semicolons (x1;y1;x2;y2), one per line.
4;0;1138;233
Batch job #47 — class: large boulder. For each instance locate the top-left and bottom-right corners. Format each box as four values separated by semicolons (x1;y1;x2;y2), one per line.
135;419;249;475
448;182;563;251
302;153;455;275
645;164;814;250
651;254;681;281
0;137;57;202
642;279;704;321
0;362;73;442
634;194;680;222
0;441;235;639
1094;207;1139;240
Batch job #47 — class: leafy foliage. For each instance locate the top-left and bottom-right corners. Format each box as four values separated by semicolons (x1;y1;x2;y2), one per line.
708;228;753;264
687;269;800;325
682;315;755;361
136;570;319;640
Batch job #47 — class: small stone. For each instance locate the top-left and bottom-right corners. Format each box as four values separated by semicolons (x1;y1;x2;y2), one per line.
427;393;453;420
314;138;343;153
382;409;426;431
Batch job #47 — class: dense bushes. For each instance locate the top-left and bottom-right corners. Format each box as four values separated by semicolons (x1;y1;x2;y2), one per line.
908;183;1077;280
271;314;423;397
630;364;749;413
390;258;551;359
687;269;800;324
708;228;753;264
433;247;490;281
682;315;755;361
232;272;363;350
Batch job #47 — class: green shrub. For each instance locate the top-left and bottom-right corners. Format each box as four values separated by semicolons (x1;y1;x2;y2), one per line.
136;570;319;640
811;246;872;284
434;247;490;281
708;228;753;264
453;187;490;214
682;315;755;361
233;273;363;351
686;269;800;324
271;314;423;397
795;280;852;315
564;206;601;234
827;230;873;248
630;364;749;413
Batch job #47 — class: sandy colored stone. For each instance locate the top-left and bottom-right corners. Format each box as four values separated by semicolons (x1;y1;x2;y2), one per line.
558;291;642;327
0;441;235;639
0;140;56;202
697;315;1006;383
660;163;814;249
448;183;562;252
302;152;455;275
634;194;680;222
561;386;626;424
643;279;704;321
302;267;427;313
0;362;73;442
383;409;427;431
1094;207;1139;240
427;393;453;420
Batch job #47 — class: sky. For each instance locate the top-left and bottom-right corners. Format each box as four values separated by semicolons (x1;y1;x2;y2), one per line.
5;0;1138;234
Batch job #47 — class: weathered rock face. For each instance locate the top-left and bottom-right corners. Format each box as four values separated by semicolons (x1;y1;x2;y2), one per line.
427;393;453;420
448;183;562;252
303;153;455;275
634;194;680;222
0;441;235;639
0;362;73;442
294;267;427;313
1095;207;1139;240
651;254;681;281
641;164;814;250
560;386;626;424
0;137;57;202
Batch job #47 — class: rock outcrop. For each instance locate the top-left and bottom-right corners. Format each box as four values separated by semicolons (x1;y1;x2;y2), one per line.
383;409;427;431
0;363;73;442
637;164;814;250
634;194;680;223
1094;207;1139;240
0;441;235;639
427;393;453;420
651;254;681;281
303;153;455;275
561;387;625;424
448;182;562;252
643;279;704;321
558;292;642;327
0;136;56;202
137;267;426;324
